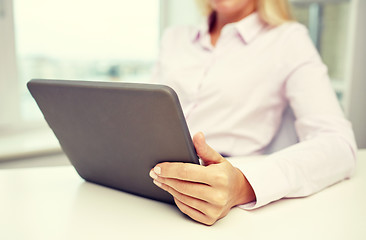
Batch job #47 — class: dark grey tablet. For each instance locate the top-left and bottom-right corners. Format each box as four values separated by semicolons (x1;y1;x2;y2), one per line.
27;79;199;204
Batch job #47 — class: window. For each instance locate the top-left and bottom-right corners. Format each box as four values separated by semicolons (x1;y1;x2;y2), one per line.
13;0;160;122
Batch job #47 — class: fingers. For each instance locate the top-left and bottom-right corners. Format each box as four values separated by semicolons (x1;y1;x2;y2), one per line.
153;179;225;226
149;163;233;225
153;162;211;184
150;171;222;204
193;132;224;166
174;198;217;226
154;179;209;210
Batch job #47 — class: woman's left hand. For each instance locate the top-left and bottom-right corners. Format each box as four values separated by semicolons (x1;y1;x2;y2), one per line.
149;132;256;225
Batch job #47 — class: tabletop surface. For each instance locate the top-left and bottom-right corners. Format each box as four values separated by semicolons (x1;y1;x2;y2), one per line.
1;150;365;240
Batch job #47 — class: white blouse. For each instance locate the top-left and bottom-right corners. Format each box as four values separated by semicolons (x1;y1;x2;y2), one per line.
151;13;357;209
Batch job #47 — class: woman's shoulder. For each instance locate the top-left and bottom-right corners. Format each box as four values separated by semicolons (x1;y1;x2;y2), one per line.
161;25;199;44
279;21;307;31
272;21;322;67
268;21;310;41
265;21;316;56
157;25;200;57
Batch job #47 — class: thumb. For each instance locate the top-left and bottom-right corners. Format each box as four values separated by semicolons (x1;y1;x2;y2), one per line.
193;132;225;166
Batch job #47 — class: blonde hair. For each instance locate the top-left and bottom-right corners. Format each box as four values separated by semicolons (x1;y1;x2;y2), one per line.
195;0;293;26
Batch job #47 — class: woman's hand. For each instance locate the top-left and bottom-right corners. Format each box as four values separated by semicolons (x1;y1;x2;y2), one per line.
149;132;256;225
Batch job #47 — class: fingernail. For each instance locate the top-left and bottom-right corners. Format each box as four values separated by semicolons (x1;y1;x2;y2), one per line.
154;166;161;175
149;170;158;179
153;180;162;187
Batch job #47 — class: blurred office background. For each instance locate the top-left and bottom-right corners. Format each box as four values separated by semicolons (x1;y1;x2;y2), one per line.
0;0;365;164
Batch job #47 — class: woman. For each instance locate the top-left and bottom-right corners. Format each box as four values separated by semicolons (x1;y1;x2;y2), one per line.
149;0;357;225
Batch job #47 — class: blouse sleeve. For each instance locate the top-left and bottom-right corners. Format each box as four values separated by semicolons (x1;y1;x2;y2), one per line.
232;24;357;209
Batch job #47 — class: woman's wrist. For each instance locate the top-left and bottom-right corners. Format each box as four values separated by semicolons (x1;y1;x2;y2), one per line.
233;167;256;207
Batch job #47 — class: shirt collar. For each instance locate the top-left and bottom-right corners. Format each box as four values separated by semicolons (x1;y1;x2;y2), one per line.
191;15;211;43
191;12;266;45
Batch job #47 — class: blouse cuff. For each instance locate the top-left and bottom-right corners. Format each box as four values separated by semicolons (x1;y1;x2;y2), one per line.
227;154;290;210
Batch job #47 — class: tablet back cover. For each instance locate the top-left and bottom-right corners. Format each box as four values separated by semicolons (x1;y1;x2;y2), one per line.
28;79;198;204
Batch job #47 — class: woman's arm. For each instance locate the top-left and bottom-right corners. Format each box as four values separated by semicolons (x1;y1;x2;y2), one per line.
233;25;357;209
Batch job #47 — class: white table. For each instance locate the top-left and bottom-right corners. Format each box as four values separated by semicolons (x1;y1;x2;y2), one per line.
1;151;365;240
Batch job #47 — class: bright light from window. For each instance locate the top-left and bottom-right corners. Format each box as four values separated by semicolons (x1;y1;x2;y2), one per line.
14;0;159;60
13;0;160;121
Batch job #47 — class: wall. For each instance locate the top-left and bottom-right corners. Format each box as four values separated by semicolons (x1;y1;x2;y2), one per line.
159;0;202;35
345;0;366;148
0;0;19;127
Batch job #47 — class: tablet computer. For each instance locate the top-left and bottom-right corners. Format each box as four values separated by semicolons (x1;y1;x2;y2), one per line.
27;79;199;204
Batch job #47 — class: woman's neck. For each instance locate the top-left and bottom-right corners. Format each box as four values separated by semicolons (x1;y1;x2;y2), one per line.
209;2;256;46
213;6;256;32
